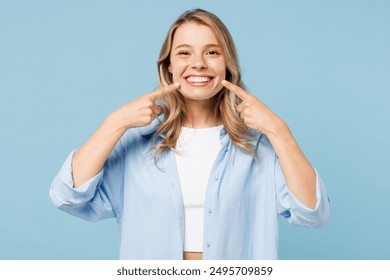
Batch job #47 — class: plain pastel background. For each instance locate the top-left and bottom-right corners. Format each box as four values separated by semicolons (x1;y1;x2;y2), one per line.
1;0;389;259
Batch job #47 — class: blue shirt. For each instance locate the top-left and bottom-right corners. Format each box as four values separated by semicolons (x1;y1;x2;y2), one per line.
49;118;330;260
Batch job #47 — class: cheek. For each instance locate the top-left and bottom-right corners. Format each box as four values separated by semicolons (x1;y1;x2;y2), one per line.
210;60;226;78
215;68;226;81
220;63;227;77
171;72;181;83
170;62;187;81
221;68;226;79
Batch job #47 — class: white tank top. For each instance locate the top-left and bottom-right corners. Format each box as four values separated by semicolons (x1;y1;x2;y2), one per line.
174;125;223;252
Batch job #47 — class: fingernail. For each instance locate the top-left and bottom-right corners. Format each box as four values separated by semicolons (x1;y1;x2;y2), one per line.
221;80;227;85
174;82;180;87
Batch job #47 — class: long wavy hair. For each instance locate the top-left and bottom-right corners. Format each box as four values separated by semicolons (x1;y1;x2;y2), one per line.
154;9;255;160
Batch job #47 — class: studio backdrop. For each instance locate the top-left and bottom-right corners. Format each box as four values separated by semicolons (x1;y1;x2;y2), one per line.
0;0;389;259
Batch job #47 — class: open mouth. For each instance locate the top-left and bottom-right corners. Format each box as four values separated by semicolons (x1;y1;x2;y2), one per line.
185;75;214;86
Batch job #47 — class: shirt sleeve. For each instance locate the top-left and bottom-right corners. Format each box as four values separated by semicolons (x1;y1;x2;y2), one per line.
274;156;331;228
49;140;125;222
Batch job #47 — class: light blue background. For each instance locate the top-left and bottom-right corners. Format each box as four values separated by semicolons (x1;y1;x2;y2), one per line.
1;0;389;259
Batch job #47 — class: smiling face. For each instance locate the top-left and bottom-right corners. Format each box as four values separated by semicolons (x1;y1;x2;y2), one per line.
169;22;226;101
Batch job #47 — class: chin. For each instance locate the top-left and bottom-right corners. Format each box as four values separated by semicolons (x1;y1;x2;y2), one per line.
180;89;221;101
179;81;223;101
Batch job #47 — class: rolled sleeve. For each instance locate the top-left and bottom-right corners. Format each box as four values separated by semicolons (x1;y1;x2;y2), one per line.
49;150;103;206
275;158;331;228
49;150;116;221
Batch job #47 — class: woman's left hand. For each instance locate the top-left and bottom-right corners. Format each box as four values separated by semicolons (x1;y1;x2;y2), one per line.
221;80;284;136
222;80;317;209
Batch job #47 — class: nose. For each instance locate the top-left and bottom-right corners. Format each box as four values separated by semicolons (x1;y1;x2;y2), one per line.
191;54;207;70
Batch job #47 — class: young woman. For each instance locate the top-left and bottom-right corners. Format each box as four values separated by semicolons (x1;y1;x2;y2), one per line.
50;9;330;260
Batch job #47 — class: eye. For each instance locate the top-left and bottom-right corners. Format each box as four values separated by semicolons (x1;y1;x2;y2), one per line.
178;51;190;56
206;50;220;56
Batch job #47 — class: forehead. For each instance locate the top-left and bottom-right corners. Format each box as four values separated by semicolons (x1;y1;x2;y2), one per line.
172;22;219;47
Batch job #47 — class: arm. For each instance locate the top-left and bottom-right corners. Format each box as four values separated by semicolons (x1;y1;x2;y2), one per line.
221;80;316;209
49;83;180;221
72;83;180;187
266;120;316;209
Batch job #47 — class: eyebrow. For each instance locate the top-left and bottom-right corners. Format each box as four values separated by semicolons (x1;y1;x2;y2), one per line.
174;43;221;50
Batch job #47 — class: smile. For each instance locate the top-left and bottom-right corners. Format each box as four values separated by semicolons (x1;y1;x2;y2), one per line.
185;75;213;87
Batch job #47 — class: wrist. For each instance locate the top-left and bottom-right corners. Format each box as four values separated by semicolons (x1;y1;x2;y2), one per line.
265;115;287;134
105;111;128;135
266;118;291;143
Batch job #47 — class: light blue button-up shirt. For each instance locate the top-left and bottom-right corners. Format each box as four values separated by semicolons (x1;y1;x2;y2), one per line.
49;118;330;260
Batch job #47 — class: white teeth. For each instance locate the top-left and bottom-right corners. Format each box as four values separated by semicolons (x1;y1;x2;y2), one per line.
186;76;211;83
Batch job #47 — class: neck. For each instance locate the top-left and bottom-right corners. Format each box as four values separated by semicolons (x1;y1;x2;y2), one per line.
184;98;221;128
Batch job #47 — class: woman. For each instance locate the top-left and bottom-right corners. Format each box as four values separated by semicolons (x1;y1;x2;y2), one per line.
50;9;330;260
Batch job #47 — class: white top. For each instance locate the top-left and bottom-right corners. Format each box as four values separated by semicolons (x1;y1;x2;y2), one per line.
174;125;223;252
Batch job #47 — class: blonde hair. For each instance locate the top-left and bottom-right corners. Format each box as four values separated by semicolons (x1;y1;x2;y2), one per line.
154;9;255;160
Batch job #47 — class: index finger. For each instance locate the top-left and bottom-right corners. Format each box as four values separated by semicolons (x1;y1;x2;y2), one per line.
221;80;251;100
150;82;180;100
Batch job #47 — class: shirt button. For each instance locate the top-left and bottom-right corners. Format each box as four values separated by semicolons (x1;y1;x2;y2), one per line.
206;243;211;248
214;177;219;181
208;209;212;214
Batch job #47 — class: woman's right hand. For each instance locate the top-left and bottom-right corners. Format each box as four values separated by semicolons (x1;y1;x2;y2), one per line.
72;82;180;188
112;82;180;130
